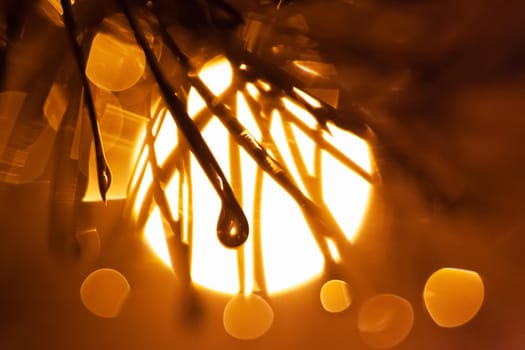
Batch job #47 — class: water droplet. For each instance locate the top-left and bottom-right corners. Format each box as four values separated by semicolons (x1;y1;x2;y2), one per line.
217;199;249;248
97;159;112;202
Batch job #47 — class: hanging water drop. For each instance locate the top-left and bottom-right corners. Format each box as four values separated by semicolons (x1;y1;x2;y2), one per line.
97;155;112;202
217;198;249;248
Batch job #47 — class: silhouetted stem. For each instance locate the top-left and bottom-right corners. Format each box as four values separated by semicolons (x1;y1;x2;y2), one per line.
149;15;349;263
119;0;248;248
60;0;111;202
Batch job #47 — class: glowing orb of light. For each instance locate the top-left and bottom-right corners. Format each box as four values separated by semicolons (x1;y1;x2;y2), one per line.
140;56;373;296
223;294;274;340
320;279;352;313
86;19;145;92
358;294;414;349
80;268;131;318
423;267;484;327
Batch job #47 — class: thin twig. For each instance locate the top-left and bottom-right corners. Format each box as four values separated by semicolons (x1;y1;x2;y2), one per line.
60;0;111;202
119;0;248;248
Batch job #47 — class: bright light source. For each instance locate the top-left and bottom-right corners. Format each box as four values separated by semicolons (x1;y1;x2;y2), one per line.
293;87;321;108
154;111;178;165
198;56;233;96
139;57;373;295
144;206;172;267
189;119;240;294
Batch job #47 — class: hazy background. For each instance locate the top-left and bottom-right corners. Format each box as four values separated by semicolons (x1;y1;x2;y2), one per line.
1;0;524;348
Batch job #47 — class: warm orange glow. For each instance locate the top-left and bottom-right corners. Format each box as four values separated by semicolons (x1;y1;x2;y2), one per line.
47;0;75;15
293;87;322;108
133;163;152;213
188;118;240;294
199;57;234;96
292;60;337;78
0;92;26;154
237;92;262;142
325;238;342;263
0;91;60;184
140;56;373;295
293;60;323;76
320;279;352;313
256;79;271;92
326;121;372;172
423;267;484;328
258;166;325;293
153;111;178;165
129;147;149;198
187;89;206;120
187;57;233;118
305;88;340;108
322;122;372;242
86;22;145;91
80;268;130;318
358;294;414;349
223;294;274;340
144;206;172;267
75;228;101;262
245;83;260;99
43;83;67;131
164;171;180;222
269;109;309;194
83;106;147;202
282;97;318;129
